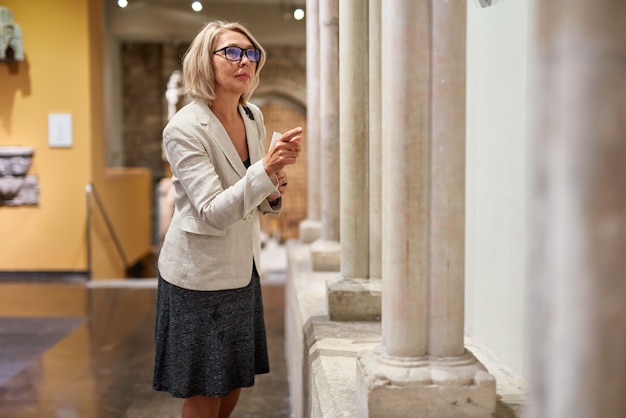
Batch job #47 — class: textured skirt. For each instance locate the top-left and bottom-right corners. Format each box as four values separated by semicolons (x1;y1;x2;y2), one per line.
152;264;269;398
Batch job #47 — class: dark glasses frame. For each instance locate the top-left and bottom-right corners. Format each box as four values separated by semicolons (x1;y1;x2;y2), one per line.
213;46;261;63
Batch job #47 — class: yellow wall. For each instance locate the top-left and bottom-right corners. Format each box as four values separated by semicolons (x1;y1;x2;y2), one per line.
0;0;152;278
91;167;152;279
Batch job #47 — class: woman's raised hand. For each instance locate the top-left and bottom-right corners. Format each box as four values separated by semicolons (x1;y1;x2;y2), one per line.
263;127;303;176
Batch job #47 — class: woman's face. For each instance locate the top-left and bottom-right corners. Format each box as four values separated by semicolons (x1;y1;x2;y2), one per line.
211;30;257;99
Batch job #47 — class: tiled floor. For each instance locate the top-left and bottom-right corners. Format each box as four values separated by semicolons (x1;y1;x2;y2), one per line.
0;267;290;417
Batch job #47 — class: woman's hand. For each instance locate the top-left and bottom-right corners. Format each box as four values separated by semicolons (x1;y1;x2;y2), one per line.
263;127;303;176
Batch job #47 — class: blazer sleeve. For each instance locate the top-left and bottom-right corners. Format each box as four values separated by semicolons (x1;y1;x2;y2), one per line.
246;104;282;216
164;117;278;230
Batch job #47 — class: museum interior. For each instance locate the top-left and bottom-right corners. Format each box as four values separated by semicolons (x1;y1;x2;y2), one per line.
1;1;625;418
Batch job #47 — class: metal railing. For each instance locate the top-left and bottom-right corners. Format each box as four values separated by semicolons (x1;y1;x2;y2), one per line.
85;183;129;279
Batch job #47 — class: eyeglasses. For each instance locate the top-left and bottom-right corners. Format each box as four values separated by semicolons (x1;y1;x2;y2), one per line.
213;46;261;63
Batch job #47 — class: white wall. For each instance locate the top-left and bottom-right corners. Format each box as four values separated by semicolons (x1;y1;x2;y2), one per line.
465;0;529;379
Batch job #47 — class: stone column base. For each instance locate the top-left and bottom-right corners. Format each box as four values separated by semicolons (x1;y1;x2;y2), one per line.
310;239;341;272
327;277;381;321
356;345;496;418
299;218;322;244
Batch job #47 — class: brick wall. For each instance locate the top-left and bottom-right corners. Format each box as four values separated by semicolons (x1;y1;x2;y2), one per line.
259;101;308;241
121;42;188;179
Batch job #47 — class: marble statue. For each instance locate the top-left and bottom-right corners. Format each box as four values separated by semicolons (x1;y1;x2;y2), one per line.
165;70;185;121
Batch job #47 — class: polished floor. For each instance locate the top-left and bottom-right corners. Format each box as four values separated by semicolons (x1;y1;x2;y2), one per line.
0;267;290;417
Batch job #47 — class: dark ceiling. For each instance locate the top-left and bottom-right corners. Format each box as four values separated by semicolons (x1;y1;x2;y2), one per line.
105;0;307;46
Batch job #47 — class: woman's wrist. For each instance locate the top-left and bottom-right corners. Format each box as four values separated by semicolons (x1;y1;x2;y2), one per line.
269;196;281;208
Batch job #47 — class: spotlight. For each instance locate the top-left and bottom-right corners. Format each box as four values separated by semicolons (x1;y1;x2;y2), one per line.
191;1;203;12
293;8;305;20
118;0;128;8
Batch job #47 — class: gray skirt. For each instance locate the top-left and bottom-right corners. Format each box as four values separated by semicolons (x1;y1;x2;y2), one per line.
152;264;269;398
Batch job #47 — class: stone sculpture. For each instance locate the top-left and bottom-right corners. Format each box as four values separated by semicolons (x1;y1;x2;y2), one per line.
165;70;185;121
0;146;38;206
0;7;24;61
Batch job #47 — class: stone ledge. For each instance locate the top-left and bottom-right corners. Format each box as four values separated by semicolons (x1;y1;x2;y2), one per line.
285;239;527;418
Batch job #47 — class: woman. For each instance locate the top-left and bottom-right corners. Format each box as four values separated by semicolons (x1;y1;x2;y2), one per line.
153;20;302;418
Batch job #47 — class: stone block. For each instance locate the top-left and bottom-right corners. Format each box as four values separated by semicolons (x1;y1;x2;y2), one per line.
327;277;381;321
299;218;321;244
310;239;340;271
356;346;496;418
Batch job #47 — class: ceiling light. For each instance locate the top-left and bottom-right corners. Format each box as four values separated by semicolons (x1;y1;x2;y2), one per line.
293;8;305;20
191;1;203;12
117;0;128;8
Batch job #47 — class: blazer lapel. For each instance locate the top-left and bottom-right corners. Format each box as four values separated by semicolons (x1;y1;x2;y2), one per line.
194;100;247;178
240;105;263;165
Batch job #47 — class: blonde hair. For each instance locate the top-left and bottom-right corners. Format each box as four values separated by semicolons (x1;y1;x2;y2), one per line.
182;21;266;106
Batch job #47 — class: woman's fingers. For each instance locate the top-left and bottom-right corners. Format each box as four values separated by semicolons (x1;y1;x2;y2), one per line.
264;127;303;174
280;127;303;143
272;140;301;165
271;127;302;150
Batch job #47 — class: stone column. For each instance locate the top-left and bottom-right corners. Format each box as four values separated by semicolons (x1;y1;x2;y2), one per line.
528;1;626;417
356;1;495;416
310;0;340;271
327;0;380;321
299;0;322;244
427;0;466;357
368;0;382;280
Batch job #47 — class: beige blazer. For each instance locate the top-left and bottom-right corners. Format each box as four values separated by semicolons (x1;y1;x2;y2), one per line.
158;99;280;291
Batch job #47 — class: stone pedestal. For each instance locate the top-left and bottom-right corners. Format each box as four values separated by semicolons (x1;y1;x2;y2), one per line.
327;277;381;321
310;239;340;272
299;218;321;244
357;346;496;418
